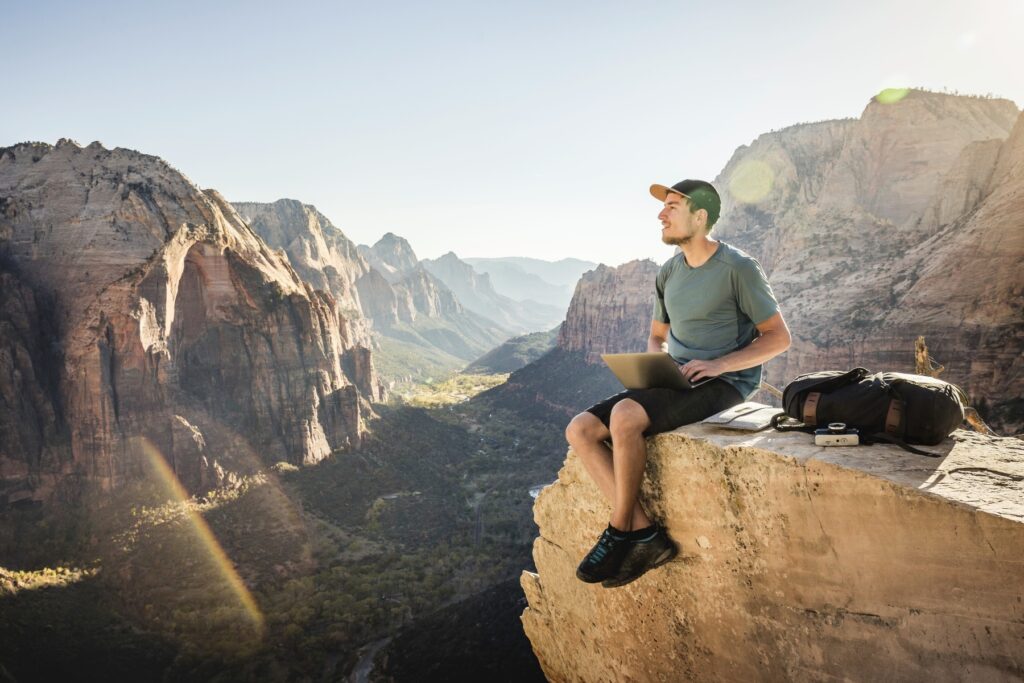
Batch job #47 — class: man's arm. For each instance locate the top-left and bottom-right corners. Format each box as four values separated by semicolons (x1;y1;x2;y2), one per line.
648;319;670;353
679;311;792;381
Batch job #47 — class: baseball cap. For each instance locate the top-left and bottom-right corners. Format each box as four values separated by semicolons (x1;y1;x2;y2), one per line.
650;179;721;227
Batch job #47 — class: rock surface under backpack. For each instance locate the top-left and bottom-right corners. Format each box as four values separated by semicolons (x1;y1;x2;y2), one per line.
774;368;968;456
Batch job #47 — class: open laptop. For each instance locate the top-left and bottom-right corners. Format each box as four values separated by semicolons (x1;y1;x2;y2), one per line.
600;352;715;391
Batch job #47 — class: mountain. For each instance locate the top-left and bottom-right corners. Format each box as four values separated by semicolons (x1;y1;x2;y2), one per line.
0;140;377;503
232;199;370;323
355;235;513;383
357;231;419;281
468;256;597;287
421;252;564;334
465;327;559;374
710;89;1023;431
463;256;596;309
482;260;657;425
231;209;512;384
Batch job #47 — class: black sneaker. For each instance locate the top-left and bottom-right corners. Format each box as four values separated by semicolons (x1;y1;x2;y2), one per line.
576;525;630;583
601;526;678;588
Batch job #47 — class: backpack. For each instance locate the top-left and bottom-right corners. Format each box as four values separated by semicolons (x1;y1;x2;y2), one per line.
771;368;968;456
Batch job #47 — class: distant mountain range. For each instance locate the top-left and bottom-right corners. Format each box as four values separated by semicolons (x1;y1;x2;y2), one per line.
421;252;564;334
463;256;596;309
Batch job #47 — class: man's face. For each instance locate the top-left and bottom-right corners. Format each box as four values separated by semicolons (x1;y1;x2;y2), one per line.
658;192;705;246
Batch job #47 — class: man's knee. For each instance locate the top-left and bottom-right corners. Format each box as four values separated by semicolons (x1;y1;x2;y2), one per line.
566;412;608;445
609;399;650;436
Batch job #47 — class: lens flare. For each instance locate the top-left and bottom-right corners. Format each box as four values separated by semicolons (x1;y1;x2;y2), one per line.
133;437;265;632
729;160;774;204
875;87;910;104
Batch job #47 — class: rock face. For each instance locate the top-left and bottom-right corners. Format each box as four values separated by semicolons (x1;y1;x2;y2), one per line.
0;140;372;503
710;90;1023;432
421;251;564;334
232;199;385;402
355;234;512;365
521;426;1024;682
358;232;419;281
558;259;661;363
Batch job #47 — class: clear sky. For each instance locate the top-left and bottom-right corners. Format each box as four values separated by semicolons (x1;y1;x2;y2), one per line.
3;0;1022;267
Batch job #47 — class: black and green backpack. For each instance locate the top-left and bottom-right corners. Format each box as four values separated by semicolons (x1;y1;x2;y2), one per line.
771;368;968;456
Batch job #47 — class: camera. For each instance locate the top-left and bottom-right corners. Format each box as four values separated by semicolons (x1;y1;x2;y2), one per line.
814;422;859;447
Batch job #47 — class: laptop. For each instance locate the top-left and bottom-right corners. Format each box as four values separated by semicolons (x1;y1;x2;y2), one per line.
600;352;715;391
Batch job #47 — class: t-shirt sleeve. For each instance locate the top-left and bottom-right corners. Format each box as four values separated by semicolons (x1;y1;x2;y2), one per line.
652;261;671;323
733;257;779;325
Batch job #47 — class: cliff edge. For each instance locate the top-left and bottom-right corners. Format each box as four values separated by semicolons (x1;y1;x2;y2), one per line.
521;427;1024;682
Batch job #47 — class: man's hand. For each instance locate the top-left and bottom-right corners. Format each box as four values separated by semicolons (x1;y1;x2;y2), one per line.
679;358;726;382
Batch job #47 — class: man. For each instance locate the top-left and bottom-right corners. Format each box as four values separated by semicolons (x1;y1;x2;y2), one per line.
564;179;791;588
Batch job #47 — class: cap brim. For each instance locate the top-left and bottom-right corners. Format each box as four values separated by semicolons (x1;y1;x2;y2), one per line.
650;184;688;201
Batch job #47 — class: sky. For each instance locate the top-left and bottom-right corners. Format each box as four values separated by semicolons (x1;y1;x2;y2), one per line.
3;0;1023;267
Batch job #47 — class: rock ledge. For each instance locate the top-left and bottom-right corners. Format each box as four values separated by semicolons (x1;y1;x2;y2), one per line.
522;426;1024;682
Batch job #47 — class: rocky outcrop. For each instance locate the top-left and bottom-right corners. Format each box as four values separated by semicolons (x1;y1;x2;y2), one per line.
709;91;1023;432
232;199;385;402
358;232;419;281
0;140;371;503
522;426;1024;682
557;259;660;363
422;252;564;334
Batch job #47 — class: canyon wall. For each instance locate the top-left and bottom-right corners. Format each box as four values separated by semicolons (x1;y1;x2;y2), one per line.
0;140;375;504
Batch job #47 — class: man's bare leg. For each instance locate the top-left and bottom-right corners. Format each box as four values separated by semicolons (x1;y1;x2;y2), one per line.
606;399;651;531
565;409;651;530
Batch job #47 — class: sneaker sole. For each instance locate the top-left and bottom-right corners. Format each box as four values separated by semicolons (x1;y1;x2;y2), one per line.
575;568;607;583
601;544;678;588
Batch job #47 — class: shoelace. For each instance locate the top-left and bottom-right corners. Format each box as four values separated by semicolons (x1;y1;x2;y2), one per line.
587;530;620;563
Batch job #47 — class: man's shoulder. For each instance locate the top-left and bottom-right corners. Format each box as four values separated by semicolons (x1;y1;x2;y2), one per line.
715;242;766;273
658;252;683;278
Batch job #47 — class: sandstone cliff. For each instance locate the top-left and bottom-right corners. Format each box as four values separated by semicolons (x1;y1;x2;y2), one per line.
558;259;661;363
0;140;373;503
710;90;1023;431
232;199;385;402
522;427;1024;682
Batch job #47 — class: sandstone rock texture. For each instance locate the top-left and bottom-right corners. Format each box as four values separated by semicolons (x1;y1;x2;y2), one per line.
233;199;386;402
710;90;1023;432
522;427;1024;682
558;259;661;363
0;140;373;504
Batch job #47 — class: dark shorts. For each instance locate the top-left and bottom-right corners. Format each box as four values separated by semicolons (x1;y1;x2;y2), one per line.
585;379;744;437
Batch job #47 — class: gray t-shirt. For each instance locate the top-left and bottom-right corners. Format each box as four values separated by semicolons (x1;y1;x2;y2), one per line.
653;242;780;399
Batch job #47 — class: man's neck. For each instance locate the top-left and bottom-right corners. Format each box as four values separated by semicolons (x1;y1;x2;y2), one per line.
679;235;720;268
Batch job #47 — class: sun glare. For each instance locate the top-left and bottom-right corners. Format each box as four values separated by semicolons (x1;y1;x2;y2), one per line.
133;437;266;633
729;160;775;204
875;87;911;104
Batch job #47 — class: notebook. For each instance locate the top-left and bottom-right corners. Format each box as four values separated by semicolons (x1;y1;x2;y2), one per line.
701;402;781;431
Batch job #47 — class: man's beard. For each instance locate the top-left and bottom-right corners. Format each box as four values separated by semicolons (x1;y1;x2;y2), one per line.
661;233;693;246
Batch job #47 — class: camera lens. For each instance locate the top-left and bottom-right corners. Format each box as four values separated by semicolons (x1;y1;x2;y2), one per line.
827;422;846;433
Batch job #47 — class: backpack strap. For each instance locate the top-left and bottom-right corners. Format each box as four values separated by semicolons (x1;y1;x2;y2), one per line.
773;413;942;457
771;413;813;433
884;398;904;436
803;392;822;425
863;432;941;457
